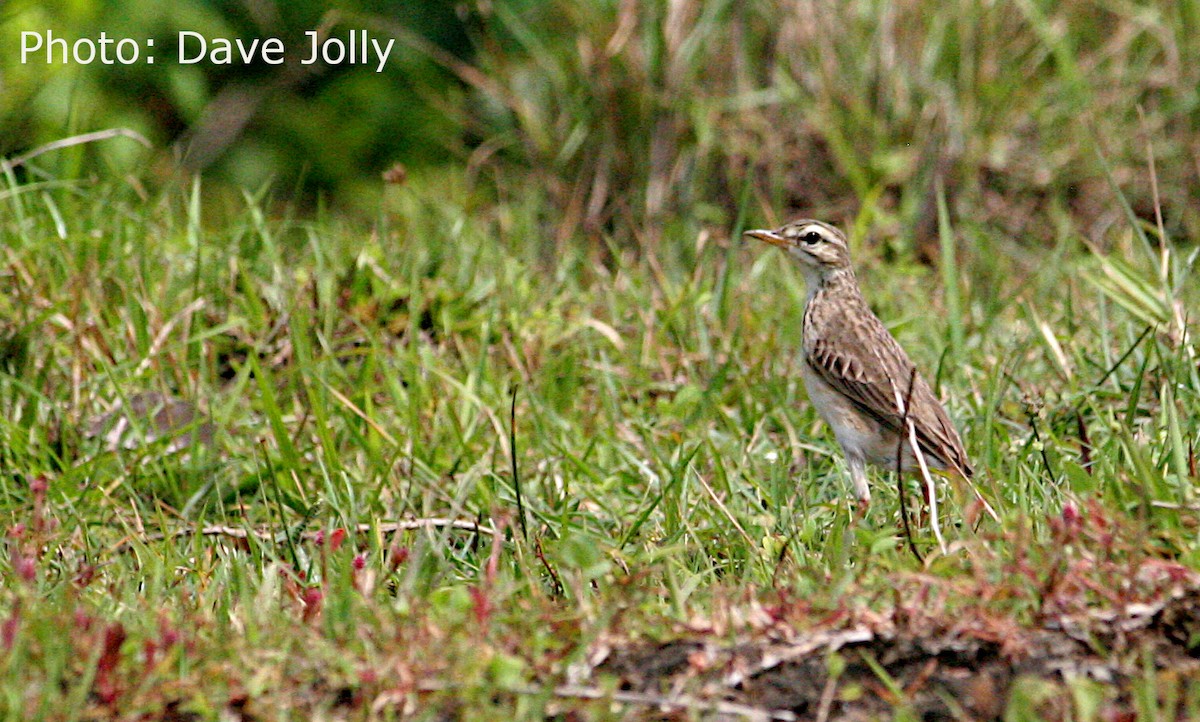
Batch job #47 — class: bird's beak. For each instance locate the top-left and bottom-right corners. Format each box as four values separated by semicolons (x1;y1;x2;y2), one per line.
744;229;786;247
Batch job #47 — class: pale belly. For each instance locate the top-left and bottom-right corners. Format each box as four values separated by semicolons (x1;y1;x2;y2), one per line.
800;361;943;472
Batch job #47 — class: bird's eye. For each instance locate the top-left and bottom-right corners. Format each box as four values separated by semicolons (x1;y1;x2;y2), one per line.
802;231;822;245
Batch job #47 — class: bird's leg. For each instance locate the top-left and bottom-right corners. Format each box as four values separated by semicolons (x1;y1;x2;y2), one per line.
848;456;870;517
917;473;931;528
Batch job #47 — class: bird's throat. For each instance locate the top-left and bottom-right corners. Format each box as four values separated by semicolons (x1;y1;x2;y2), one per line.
804;266;855;300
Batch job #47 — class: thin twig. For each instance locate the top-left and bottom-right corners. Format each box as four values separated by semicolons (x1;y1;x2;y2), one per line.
1027;413;1056;486
323;381;398;445
1189;437;1197;479
908;420;946;555
132;298;207;376
1075;411;1092;475
1072;325;1153;409
695;470;756;549
814;668;840;722
1149;501;1200;511
510;384;528;541
414;680;797;721
534;537;565;597
882;362;945;555
894;368;923;564
109;518;495;554
550;684;797;721
2;128;151;170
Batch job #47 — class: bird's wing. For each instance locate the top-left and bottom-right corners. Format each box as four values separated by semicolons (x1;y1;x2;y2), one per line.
806;322;973;478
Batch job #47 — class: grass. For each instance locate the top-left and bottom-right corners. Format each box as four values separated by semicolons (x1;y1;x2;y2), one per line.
2;0;1200;718
0;164;1196;719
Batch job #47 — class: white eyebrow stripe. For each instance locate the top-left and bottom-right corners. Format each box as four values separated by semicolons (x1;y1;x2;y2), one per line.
795;224;832;241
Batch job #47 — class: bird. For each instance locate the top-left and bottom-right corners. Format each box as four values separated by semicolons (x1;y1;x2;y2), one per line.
745;219;973;508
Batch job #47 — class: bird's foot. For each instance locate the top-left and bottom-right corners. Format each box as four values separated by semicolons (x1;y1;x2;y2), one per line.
854;497;870;520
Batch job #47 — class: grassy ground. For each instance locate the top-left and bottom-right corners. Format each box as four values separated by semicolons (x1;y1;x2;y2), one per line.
3;1;1200;719
0;168;1196;719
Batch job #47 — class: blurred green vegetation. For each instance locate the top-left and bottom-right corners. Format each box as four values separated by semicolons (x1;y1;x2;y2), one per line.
2;0;473;207
3;0;1199;238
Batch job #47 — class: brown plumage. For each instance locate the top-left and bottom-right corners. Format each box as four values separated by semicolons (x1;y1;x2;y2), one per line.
745;219;972;504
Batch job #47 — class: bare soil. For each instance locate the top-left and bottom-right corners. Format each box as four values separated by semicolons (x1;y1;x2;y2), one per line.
596;580;1200;719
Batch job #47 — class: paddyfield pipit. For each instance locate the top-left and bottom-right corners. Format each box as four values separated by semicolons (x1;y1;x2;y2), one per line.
746;220;973;506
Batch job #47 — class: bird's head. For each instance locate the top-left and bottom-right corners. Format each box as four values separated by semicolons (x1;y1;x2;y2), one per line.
744;220;852;275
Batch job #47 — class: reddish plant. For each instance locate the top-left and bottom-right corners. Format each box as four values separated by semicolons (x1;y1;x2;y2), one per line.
93;623;127;706
302;586;324;623
1;601;19;650
469;585;492;628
